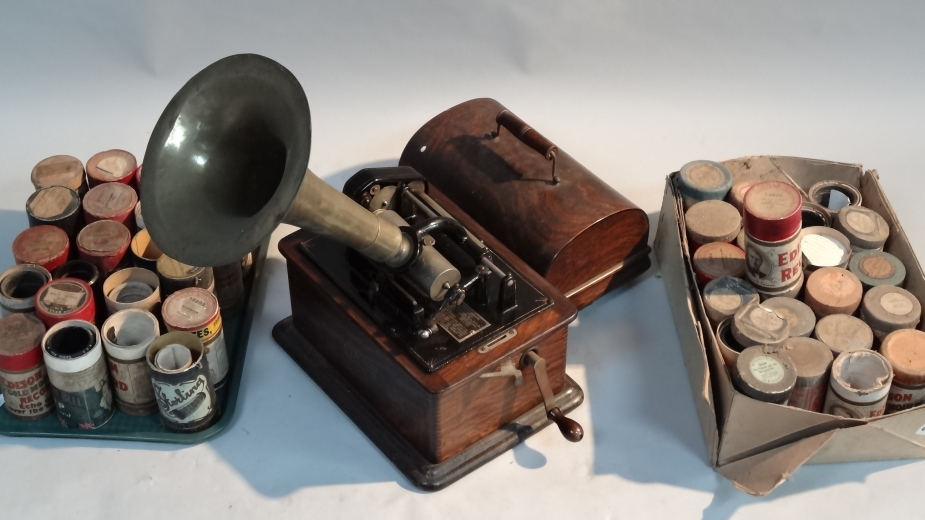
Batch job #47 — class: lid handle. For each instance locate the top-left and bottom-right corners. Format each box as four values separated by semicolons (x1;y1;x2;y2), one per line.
493;110;560;185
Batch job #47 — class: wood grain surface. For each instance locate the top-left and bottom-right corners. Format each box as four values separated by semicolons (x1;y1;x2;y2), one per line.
279;187;577;463
399;98;650;308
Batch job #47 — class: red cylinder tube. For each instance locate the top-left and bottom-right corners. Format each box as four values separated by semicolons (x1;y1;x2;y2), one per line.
33;278;96;328
12;225;70;272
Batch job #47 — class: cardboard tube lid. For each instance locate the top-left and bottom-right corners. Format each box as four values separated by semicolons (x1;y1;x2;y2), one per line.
0;313;46;372
41;320;103;374
31;155;85;192
781;337;833;381
26;186;81;222
834;206;890;250
83;182;138;220
849;249;906;289
804;267;863;317
702;276;759;323
732;302;790;348
829;350;892;404
692;242;746;283
861;285;922;334
12;225;69;270
685;200;742;245
162;287;220;332
734;346;797;403
761;297;816;338
814;314;874;355
34;278;95;325
678;160;733;206
800;226;851;269
77;220;131;255
86;149;137;184
743;181;802;242
880;329;925;386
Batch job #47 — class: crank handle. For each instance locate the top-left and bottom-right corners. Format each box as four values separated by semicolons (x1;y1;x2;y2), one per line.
521;350;583;442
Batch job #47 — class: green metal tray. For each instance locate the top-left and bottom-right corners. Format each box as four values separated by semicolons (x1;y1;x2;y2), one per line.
0;238;269;444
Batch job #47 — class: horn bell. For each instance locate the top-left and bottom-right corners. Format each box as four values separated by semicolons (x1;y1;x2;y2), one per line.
141;53;311;267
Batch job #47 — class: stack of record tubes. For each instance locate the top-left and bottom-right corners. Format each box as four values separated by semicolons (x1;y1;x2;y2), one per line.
0;151;249;433
680;159;922;418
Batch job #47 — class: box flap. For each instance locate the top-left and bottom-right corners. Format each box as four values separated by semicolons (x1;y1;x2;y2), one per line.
722;155;863;192
860;171;925;303
718;392;861;465
808;421;925;464
654;178;720;465
717;429;837;496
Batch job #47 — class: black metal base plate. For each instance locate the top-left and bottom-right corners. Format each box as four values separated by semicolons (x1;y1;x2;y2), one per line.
272;316;584;491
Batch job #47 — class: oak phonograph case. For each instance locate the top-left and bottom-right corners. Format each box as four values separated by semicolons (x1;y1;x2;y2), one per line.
140;54;649;490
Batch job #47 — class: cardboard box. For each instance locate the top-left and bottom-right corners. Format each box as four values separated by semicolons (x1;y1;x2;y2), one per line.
654;156;925;496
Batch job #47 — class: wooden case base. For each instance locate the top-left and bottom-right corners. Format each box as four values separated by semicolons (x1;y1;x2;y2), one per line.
272;317;584;491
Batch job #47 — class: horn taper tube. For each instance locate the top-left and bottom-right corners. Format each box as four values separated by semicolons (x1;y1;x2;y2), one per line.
284;170;413;268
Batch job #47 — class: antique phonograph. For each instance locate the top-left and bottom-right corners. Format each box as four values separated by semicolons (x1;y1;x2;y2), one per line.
139;54;592;490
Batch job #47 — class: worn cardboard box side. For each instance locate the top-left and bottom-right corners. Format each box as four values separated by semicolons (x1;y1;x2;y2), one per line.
654;156;925;496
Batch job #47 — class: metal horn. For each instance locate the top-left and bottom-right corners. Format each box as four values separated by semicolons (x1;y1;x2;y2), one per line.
141;54;412;268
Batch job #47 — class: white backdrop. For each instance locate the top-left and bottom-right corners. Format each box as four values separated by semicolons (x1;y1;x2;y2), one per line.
2;2;925;519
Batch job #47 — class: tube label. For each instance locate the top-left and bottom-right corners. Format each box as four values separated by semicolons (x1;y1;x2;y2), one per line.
0;366;54;419
823;387;887;419
745;233;802;289
152;374;214;425
108;358;155;407
886;380;925;414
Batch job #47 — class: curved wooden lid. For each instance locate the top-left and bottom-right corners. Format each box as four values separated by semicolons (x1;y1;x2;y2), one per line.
398;98;650;300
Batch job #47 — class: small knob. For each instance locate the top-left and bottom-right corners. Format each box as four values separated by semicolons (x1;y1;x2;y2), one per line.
547;407;583;442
